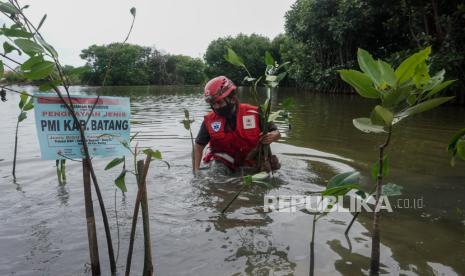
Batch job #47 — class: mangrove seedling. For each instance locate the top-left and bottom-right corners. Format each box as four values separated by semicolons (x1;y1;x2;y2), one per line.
338;46;455;275
181;109;195;174
221;171;270;214
13;93;34;178
308;171;362;276
448;128;465;166
104;134;169;276
225;48;291;172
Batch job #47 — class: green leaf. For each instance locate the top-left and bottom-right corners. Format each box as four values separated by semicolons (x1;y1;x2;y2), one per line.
183;109;190;119
412;62;430;89
251;171;269;181
3;41;21;55
357;48;382;87
457;140;465;161
39;80;61;91
105;157;125;170
143;148;162;159
243;175;253;186
407;94;417;106
268;110;282;122
19;93;28;109
370;105;393;126
377;59;397;88
371;156;389;181
395;47;431;85
381;183;403;196
37;14;47;31
130;7;136;17
21;55;44;70
353;117;386;133
0;2;18;14
18;111;27;122
14;39;44;55
1;27;33;38
448;128;465;154
36;35;58;58
0;60;3;77
327;171;359;190
23;61;55;80
224;47;244;67
338;69;380;99
426;80;455;99
276;72;287;83
264;51;274;66
23;98;34;111
323;184;359;196
396;96;454;118
114;170;127;192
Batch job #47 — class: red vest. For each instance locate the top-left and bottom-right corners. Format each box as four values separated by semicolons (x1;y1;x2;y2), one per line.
203;103;261;169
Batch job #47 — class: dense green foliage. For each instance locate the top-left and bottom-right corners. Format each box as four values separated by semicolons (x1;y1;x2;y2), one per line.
204;34;282;85
80;43;206;85
283;0;465;102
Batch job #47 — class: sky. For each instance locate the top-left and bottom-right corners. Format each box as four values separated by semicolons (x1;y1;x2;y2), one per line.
8;0;296;66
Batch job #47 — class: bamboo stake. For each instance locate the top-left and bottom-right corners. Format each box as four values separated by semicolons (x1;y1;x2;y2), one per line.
83;158;101;275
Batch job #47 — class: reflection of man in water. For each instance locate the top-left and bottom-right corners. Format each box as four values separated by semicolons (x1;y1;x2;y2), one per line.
194;76;281;175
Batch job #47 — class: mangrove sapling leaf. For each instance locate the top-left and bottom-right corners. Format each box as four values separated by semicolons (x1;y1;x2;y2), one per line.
338;69;380;99
264;51;274;66
353;118;386;133
115;170;127;192
371;105;393;126
143;148;162;159
36;35;58;58
105;157;125;170
426;80;456;99
396;96;455;118
18;111;27;122
14;38;45;55
395;46;431;85
381;183;403;196
225;48;245;68
0;2;18;14
357;49;382;87
326;171;360;189
130;7;136;17
458;141;465;160
3;41;21;55
39;80;61;91
413;62;430;89
322;184;360;196
23;60;55;80
377;60;397;88
36;14;47;32
21;55;44;70
1;27;32;38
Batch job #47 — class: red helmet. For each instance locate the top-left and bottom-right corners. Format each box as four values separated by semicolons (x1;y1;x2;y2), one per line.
204;76;237;104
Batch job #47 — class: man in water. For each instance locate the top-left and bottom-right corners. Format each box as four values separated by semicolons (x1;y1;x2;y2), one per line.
194;76;281;175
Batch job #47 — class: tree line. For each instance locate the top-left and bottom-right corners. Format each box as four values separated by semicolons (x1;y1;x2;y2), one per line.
3;0;463;102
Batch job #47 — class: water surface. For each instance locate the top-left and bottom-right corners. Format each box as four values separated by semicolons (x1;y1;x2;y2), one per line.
0;86;464;275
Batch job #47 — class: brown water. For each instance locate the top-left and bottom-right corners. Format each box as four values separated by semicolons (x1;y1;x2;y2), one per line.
0;85;464;275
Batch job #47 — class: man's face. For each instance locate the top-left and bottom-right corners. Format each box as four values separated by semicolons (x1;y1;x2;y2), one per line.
211;99;228;110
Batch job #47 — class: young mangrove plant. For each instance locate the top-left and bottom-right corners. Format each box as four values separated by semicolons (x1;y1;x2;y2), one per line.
12;92;33;178
221;171;270;214
338;46;455;275
308;171;362;276
104;133;169;276
225;47;290;172
448;128;465;166
181;109;195;173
